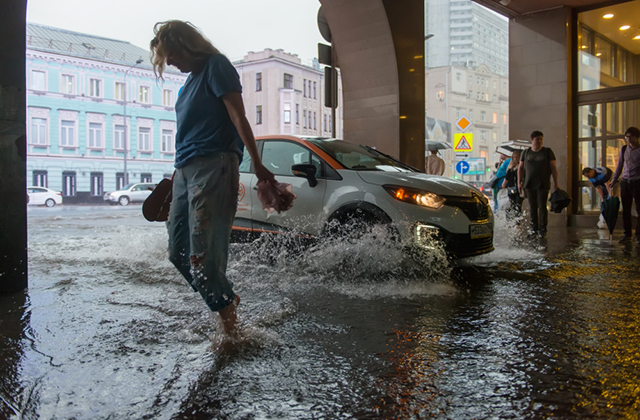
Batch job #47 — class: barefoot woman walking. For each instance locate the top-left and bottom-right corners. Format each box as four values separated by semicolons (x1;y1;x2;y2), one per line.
150;21;274;334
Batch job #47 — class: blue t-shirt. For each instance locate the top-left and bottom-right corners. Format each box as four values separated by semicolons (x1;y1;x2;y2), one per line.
174;54;244;168
588;166;612;199
496;158;510;182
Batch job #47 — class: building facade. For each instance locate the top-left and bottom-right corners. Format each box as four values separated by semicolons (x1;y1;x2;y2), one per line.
425;63;509;179
233;48;343;139
26;23;186;203
425;0;509;76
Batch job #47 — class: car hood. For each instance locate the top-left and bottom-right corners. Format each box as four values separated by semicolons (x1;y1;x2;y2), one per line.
355;171;480;197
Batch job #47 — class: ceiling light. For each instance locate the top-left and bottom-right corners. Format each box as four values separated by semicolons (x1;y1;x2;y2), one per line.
603;13;614;19
581;45;588;49
620;25;631;30
634;35;640;40
596;53;602;56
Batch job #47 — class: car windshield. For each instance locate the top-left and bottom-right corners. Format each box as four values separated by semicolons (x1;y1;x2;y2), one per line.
308;139;415;172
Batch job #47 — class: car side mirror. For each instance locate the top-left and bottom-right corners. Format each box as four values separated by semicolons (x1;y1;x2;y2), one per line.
291;164;318;187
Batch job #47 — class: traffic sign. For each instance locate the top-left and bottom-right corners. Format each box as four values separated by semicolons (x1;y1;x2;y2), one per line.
455;115;472;131
455;152;471;159
454;133;473;152
455;160;470;175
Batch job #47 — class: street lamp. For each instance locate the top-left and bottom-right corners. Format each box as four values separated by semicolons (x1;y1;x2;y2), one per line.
122;58;144;188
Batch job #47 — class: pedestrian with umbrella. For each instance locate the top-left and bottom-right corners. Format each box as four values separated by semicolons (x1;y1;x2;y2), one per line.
425;140;450;175
601;185;620;242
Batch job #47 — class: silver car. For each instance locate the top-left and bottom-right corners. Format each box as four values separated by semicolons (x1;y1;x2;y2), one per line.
234;136;494;258
103;183;156;206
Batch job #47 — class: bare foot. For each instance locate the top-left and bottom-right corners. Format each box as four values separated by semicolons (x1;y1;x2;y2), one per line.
219;295;241;335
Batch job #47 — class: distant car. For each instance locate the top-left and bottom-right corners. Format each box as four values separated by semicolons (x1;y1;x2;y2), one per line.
234;135;494;259
27;186;63;207
103;183;156;206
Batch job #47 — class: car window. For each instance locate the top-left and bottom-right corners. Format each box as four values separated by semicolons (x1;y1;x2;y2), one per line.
239;147;252;173
262;141;312;177
308;139;413;172
132;185;141;191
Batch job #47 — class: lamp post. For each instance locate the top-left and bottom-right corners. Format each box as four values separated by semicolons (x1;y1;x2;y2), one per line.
122;58;144;187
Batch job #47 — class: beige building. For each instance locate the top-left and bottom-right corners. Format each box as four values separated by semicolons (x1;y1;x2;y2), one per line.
425;63;509;179
233;48;343;138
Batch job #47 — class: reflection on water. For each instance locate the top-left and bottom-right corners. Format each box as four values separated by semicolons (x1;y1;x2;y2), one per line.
0;205;639;418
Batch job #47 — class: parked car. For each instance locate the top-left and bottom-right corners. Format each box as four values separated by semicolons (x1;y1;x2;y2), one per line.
234;136;494;258
27;186;63;207
103;183;156;206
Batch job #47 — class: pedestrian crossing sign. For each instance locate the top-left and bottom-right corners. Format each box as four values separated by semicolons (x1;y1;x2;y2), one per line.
454;133;473;152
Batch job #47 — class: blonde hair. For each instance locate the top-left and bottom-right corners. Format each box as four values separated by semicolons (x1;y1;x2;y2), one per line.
508;150;521;169
150;20;220;80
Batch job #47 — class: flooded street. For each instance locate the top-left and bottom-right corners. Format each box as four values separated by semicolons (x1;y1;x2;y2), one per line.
2;205;640;419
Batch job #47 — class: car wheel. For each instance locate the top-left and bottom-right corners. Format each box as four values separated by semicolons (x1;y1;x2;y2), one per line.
118;196;130;206
45;198;55;207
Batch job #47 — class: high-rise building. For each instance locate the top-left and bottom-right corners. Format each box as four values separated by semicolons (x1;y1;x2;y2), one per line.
425;0;508;76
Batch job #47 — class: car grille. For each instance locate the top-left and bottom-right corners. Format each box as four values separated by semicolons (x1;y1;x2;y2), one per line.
443;193;489;222
443;233;494;258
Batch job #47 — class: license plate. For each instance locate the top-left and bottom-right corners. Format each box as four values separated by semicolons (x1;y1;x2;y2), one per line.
470;223;492;239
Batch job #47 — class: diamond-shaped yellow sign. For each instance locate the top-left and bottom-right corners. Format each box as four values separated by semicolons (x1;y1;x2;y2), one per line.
456;115;472;131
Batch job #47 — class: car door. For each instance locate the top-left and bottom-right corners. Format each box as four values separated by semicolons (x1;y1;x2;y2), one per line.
235;147;254;231
250;139;327;236
28;187;45;205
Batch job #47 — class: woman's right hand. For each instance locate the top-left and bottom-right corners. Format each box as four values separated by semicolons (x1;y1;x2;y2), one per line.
254;162;276;184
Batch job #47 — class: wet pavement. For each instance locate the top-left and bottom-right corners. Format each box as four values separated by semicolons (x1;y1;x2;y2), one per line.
1;205;640;419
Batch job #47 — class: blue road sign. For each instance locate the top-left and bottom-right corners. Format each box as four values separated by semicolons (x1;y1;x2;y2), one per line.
455;160;470;175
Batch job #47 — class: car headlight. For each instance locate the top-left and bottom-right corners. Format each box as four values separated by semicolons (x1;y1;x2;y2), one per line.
383;185;446;209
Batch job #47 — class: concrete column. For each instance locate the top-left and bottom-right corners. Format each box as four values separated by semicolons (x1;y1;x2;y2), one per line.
0;0;28;293
320;0;426;170
509;7;574;225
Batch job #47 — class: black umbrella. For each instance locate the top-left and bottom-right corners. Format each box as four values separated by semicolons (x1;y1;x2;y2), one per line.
601;195;620;241
549;189;571;213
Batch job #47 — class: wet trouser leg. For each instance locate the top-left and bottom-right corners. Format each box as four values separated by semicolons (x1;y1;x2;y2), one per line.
168;153;239;312
525;188;549;233
620;179;640;238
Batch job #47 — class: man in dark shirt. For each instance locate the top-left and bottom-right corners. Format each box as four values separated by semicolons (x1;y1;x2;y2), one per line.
517;130;559;238
582;166;613;204
607;126;640;243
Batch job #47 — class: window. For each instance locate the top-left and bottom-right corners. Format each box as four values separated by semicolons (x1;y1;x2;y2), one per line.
31;70;45;90
162;89;173;106
481;111;486;122
492;94;497;103
313;112;317;130
116;172;125;190
503;114;507;125
303;110;307;128
493;81;497;89
138;127;151;151
141;173;152;183
476;91;481;100
313;82;317;99
60;120;76;147
256;105;262;124
90;172;103;196
115;82;125;101
503;82;507;91
469;110;473;120
308;80;312;97
62;171;76;197
161;129;174;153
284;73;294;89
492;131;497;141
256;73;262;91
296;104;299;124
114;125;125;150
61;74;74;94
456;108;461;119
492;112;497;124
261;141;317;177
324;115;327;131
303;79;307;97
469;90;473;98
88;123;103;148
436;90;445;101
469;76;473;84
481;130;486;141
89;78;101;97
284;103;291;124
30;117;47;145
456;72;461;81
33;170;48;187
139;86;150;103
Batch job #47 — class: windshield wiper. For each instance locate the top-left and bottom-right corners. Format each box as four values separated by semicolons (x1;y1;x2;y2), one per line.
359;145;420;172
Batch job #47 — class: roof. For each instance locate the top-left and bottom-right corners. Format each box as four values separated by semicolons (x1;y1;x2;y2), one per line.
26;22;180;74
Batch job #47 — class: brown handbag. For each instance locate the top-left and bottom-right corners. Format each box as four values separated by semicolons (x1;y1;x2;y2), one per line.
142;178;173;222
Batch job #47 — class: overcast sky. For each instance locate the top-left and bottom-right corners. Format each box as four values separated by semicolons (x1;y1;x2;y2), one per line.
26;0;326;65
